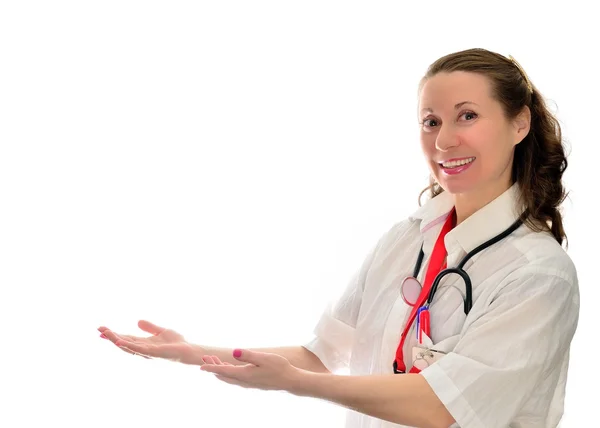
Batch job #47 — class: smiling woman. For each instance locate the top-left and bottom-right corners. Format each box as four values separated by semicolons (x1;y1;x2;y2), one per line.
417;70;532;226
99;48;579;428
417;51;568;240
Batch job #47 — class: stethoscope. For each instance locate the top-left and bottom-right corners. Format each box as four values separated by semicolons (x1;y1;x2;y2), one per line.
400;217;524;315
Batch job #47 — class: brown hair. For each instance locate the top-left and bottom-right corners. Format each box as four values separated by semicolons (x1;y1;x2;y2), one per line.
417;48;569;247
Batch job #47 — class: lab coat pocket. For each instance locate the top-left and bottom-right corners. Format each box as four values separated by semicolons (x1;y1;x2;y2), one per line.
411;346;446;371
431;333;461;355
411;333;461;370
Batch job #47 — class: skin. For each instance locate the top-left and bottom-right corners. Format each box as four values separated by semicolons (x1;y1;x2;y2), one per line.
418;71;530;225
98;71;532;427
99;324;454;427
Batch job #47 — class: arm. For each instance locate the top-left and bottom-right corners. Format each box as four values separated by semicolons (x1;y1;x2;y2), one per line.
420;267;577;427
293;371;454;428
286;267;578;428
199;344;330;373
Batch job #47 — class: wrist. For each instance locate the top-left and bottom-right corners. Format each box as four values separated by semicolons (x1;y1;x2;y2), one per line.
288;368;327;397
190;343;209;365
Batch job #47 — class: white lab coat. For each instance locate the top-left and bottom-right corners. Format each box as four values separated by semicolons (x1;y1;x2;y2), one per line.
303;184;579;428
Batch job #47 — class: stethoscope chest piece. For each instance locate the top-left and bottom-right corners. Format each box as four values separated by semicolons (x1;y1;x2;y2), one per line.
400;277;422;306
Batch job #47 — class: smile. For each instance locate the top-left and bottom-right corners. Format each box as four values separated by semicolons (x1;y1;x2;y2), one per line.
439;157;476;168
438;157;476;175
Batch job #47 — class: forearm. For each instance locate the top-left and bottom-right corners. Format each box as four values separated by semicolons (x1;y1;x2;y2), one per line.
292;372;454;428
199;344;330;374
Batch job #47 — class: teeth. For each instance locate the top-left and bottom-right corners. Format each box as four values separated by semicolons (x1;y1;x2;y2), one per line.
441;157;475;168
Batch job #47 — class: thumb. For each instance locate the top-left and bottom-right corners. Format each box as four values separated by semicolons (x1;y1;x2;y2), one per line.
138;320;166;335
232;349;270;366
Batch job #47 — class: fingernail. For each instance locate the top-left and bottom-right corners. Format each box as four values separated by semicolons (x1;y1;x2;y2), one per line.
233;349;242;358
100;334;107;339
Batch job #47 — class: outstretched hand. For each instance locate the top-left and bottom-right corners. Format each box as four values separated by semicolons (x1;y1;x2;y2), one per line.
98;320;203;365
200;349;306;394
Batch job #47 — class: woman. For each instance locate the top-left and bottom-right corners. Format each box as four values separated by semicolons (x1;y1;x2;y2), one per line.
98;48;579;428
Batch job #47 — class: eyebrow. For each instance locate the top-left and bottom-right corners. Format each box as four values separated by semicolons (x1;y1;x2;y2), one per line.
420;101;479;114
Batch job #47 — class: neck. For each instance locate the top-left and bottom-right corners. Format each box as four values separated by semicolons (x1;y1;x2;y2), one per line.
453;181;513;226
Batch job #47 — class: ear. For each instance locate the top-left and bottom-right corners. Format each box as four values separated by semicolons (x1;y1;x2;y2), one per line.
512;106;531;146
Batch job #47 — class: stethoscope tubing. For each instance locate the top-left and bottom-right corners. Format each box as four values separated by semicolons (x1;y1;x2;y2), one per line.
416;216;524;315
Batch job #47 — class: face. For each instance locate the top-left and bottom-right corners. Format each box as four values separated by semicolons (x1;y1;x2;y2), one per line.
418;71;530;203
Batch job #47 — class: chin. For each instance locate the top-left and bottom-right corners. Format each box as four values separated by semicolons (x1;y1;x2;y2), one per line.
437;180;475;196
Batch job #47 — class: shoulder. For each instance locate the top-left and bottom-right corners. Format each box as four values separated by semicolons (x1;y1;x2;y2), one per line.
492;228;579;308
371;217;421;255
510;227;577;286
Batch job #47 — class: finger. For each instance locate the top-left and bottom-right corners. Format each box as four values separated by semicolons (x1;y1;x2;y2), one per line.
99;327;123;341
101;330;143;349
100;333;131;343
202;355;218;365
101;329;125;345
231;349;273;367
201;364;247;378
104;336;150;358
205;356;234;366
211;356;227;365
120;334;152;343
138;320;166;336
101;329;147;346
99;329;139;356
99;326;154;344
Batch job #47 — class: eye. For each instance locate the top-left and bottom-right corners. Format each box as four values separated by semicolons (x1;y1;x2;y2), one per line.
460;111;478;121
420;118;439;129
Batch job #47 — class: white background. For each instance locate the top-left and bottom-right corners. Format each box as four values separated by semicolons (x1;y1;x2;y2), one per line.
1;1;597;427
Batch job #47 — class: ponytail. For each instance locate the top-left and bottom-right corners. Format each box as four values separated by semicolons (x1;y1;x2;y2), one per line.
512;89;569;246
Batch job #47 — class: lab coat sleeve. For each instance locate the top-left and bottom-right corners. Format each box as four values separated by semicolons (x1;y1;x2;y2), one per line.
420;266;579;428
302;233;386;373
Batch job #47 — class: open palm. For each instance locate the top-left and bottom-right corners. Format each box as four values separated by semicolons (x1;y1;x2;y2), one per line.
99;320;202;365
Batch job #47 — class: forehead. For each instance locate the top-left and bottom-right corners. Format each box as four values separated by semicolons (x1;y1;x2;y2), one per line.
419;71;495;113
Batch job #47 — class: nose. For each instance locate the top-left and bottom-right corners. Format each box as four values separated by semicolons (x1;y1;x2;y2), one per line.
434;125;461;151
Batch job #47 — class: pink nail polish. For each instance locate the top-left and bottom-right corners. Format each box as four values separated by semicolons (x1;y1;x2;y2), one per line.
100;334;107;339
233;349;242;358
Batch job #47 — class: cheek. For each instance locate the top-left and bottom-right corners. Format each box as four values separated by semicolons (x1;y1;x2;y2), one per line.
419;134;436;156
469;131;514;173
479;131;513;160
461;127;500;156
419;135;440;176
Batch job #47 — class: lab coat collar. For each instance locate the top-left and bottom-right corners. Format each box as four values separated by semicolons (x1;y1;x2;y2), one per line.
409;183;524;254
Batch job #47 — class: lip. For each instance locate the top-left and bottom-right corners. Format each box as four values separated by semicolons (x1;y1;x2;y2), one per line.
437;156;475;164
439;157;475;176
